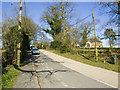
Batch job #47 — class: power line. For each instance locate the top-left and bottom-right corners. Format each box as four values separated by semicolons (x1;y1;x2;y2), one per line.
75;5;100;25
75;14;92;25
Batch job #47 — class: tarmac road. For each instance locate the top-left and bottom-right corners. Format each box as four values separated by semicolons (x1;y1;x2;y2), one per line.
34;52;112;88
14;51;115;88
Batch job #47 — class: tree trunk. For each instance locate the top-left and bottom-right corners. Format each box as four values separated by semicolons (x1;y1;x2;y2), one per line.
109;37;112;48
2;40;5;49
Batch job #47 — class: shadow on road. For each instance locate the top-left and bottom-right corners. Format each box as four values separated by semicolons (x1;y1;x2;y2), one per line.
14;64;69;77
34;60;62;64
14;51;70;78
20;51;40;67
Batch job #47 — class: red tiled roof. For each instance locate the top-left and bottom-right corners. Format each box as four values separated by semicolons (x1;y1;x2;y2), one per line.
73;44;76;46
91;42;102;46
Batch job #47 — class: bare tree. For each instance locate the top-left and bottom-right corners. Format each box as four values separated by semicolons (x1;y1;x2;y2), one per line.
80;22;93;47
99;1;120;26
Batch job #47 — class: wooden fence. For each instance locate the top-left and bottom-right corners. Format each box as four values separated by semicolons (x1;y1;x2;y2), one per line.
72;47;120;62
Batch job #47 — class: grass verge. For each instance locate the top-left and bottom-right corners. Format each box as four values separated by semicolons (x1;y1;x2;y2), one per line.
46;49;119;72
2;65;20;88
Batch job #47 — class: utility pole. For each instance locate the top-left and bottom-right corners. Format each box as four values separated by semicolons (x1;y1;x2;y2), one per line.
61;0;66;37
92;10;98;62
17;0;22;67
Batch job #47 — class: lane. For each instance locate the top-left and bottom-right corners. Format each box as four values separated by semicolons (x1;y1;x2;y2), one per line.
33;52;112;88
13;52;40;88
40;49;118;88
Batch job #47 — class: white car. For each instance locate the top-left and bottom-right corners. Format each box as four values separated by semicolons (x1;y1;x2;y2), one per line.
32;48;40;55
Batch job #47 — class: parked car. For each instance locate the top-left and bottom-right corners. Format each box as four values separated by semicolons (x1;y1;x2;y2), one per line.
30;46;35;50
32;48;40;55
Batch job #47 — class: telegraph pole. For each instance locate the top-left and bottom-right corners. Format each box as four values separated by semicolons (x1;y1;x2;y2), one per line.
17;0;22;67
92;10;98;62
61;0;66;37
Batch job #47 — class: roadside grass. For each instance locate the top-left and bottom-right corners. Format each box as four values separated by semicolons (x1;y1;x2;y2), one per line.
46;49;119;72
2;65;20;88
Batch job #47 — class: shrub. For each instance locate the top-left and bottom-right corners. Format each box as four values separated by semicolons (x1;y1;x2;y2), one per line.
50;41;61;49
43;45;46;49
59;45;67;53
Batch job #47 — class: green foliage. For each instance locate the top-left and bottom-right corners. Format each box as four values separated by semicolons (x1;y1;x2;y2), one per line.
2;16;38;66
42;2;74;52
43;45;46;49
80;22;92;47
42;5;62;37
63;33;72;52
104;29;116;47
51;32;72;53
50;41;70;53
22;15;38;41
38;43;42;49
59;45;68;53
3;25;19;50
22;16;37;34
32;40;39;47
50;41;61;49
2;25;19;65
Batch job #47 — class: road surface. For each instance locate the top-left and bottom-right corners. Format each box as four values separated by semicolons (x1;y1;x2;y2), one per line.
13;50;118;88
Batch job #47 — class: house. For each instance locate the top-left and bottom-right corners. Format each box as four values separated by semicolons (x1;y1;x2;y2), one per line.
85;38;103;47
73;43;80;48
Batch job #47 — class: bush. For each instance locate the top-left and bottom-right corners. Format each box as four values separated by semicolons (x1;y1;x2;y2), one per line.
39;44;42;49
2;51;14;67
50;41;61;49
60;45;67;53
43;45;46;49
70;49;77;54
